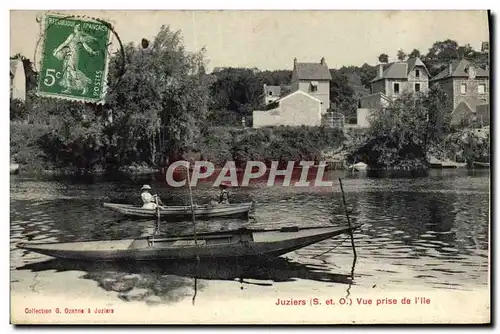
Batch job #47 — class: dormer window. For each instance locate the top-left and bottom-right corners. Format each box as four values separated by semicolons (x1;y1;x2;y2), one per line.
310;81;318;92
415;69;420;78
465;65;476;79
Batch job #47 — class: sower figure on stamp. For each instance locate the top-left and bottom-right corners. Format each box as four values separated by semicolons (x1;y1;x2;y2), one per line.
52;24;99;95
140;185;163;209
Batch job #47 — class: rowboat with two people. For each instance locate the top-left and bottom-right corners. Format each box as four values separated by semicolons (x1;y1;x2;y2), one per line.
103;183;253;219
103;202;254;220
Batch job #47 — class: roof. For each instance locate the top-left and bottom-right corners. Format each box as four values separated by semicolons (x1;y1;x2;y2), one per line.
264;85;281;96
294;62;332;80
370;57;430;83
276;90;322;103
359;92;391;103
265;90;321;110
430;59;489;82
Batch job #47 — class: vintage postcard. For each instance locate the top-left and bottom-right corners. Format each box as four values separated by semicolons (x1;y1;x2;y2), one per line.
9;9;491;324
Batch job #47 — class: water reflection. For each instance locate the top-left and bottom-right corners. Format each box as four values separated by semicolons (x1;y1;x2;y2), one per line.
16;257;354;305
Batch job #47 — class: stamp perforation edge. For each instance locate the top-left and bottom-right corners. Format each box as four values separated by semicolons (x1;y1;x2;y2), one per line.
34;11;115;105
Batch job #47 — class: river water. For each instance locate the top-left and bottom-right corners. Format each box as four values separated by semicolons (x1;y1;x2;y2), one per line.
10;169;490;308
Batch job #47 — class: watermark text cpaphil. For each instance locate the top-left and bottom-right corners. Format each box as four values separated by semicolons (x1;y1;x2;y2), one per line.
164;160;337;187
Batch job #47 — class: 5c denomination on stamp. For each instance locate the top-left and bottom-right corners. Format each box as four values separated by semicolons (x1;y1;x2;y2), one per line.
36;13;111;103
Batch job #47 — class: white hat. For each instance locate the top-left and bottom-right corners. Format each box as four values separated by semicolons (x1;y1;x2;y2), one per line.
141;185;152;190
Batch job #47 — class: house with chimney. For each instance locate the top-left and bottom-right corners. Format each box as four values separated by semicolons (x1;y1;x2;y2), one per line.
359;57;430;109
356;57;430;127
429;59;489;126
253;57;331;128
290;57;332;114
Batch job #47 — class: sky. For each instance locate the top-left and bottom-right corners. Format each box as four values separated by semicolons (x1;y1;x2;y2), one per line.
10;10;490;71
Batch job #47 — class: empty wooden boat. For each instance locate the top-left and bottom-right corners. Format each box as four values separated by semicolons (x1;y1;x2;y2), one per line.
472;161;490;168
16;224;361;261
348;162;368;171
103;202;253;219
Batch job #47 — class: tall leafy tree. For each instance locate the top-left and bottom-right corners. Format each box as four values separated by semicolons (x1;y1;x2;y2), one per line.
352;85;451;170
329;69;357;118
105;25;213;166
210;67;264;114
425;39;460;62
408;48;421;58
397;49;407;61
378;53;389;63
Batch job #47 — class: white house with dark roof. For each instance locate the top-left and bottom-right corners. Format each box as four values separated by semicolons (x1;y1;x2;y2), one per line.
253;57;331;128
291;57;332;114
10;57;26;101
253;90;322;128
359;57;430;109
263;84;281;105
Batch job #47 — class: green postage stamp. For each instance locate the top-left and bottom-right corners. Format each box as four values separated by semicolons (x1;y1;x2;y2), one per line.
37;14;111;103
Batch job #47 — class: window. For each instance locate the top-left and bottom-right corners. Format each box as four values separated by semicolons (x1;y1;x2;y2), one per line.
394;83;400;94
460;83;467;94
415;69;420;78
478;84;486;94
415;83;421;92
310;81;318;92
269;91;273;96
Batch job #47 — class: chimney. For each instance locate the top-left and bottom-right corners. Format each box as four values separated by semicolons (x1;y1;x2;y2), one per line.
294;57;297;65
449;63;453;75
378;64;384;78
320;57;325;65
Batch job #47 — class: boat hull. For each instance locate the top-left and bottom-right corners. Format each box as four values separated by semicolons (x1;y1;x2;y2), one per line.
348;162;368;171
16;225;361;261
473;161;490;168
103;202;253;219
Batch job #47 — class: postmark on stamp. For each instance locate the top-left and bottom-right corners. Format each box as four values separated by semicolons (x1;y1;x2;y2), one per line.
36;13;112;103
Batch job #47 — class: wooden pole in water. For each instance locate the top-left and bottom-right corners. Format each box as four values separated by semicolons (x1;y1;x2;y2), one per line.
339;178;357;260
155;196;161;235
186;163;198;245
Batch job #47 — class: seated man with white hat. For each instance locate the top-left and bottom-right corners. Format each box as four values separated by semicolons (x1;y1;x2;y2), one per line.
140;185;163;209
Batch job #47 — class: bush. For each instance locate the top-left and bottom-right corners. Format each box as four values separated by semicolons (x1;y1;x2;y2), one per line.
10;99;28;122
10;123;53;171
349;86;451;170
196;125;345;168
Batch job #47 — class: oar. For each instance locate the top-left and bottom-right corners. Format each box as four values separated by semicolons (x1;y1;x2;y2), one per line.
155;196;161;236
338;177;357;276
185;163;198;247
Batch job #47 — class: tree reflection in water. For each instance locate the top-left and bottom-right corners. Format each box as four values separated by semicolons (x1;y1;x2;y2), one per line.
17;256;355;305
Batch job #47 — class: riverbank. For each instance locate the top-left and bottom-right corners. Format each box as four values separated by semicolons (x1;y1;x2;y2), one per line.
10;122;346;176
10;121;489;177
